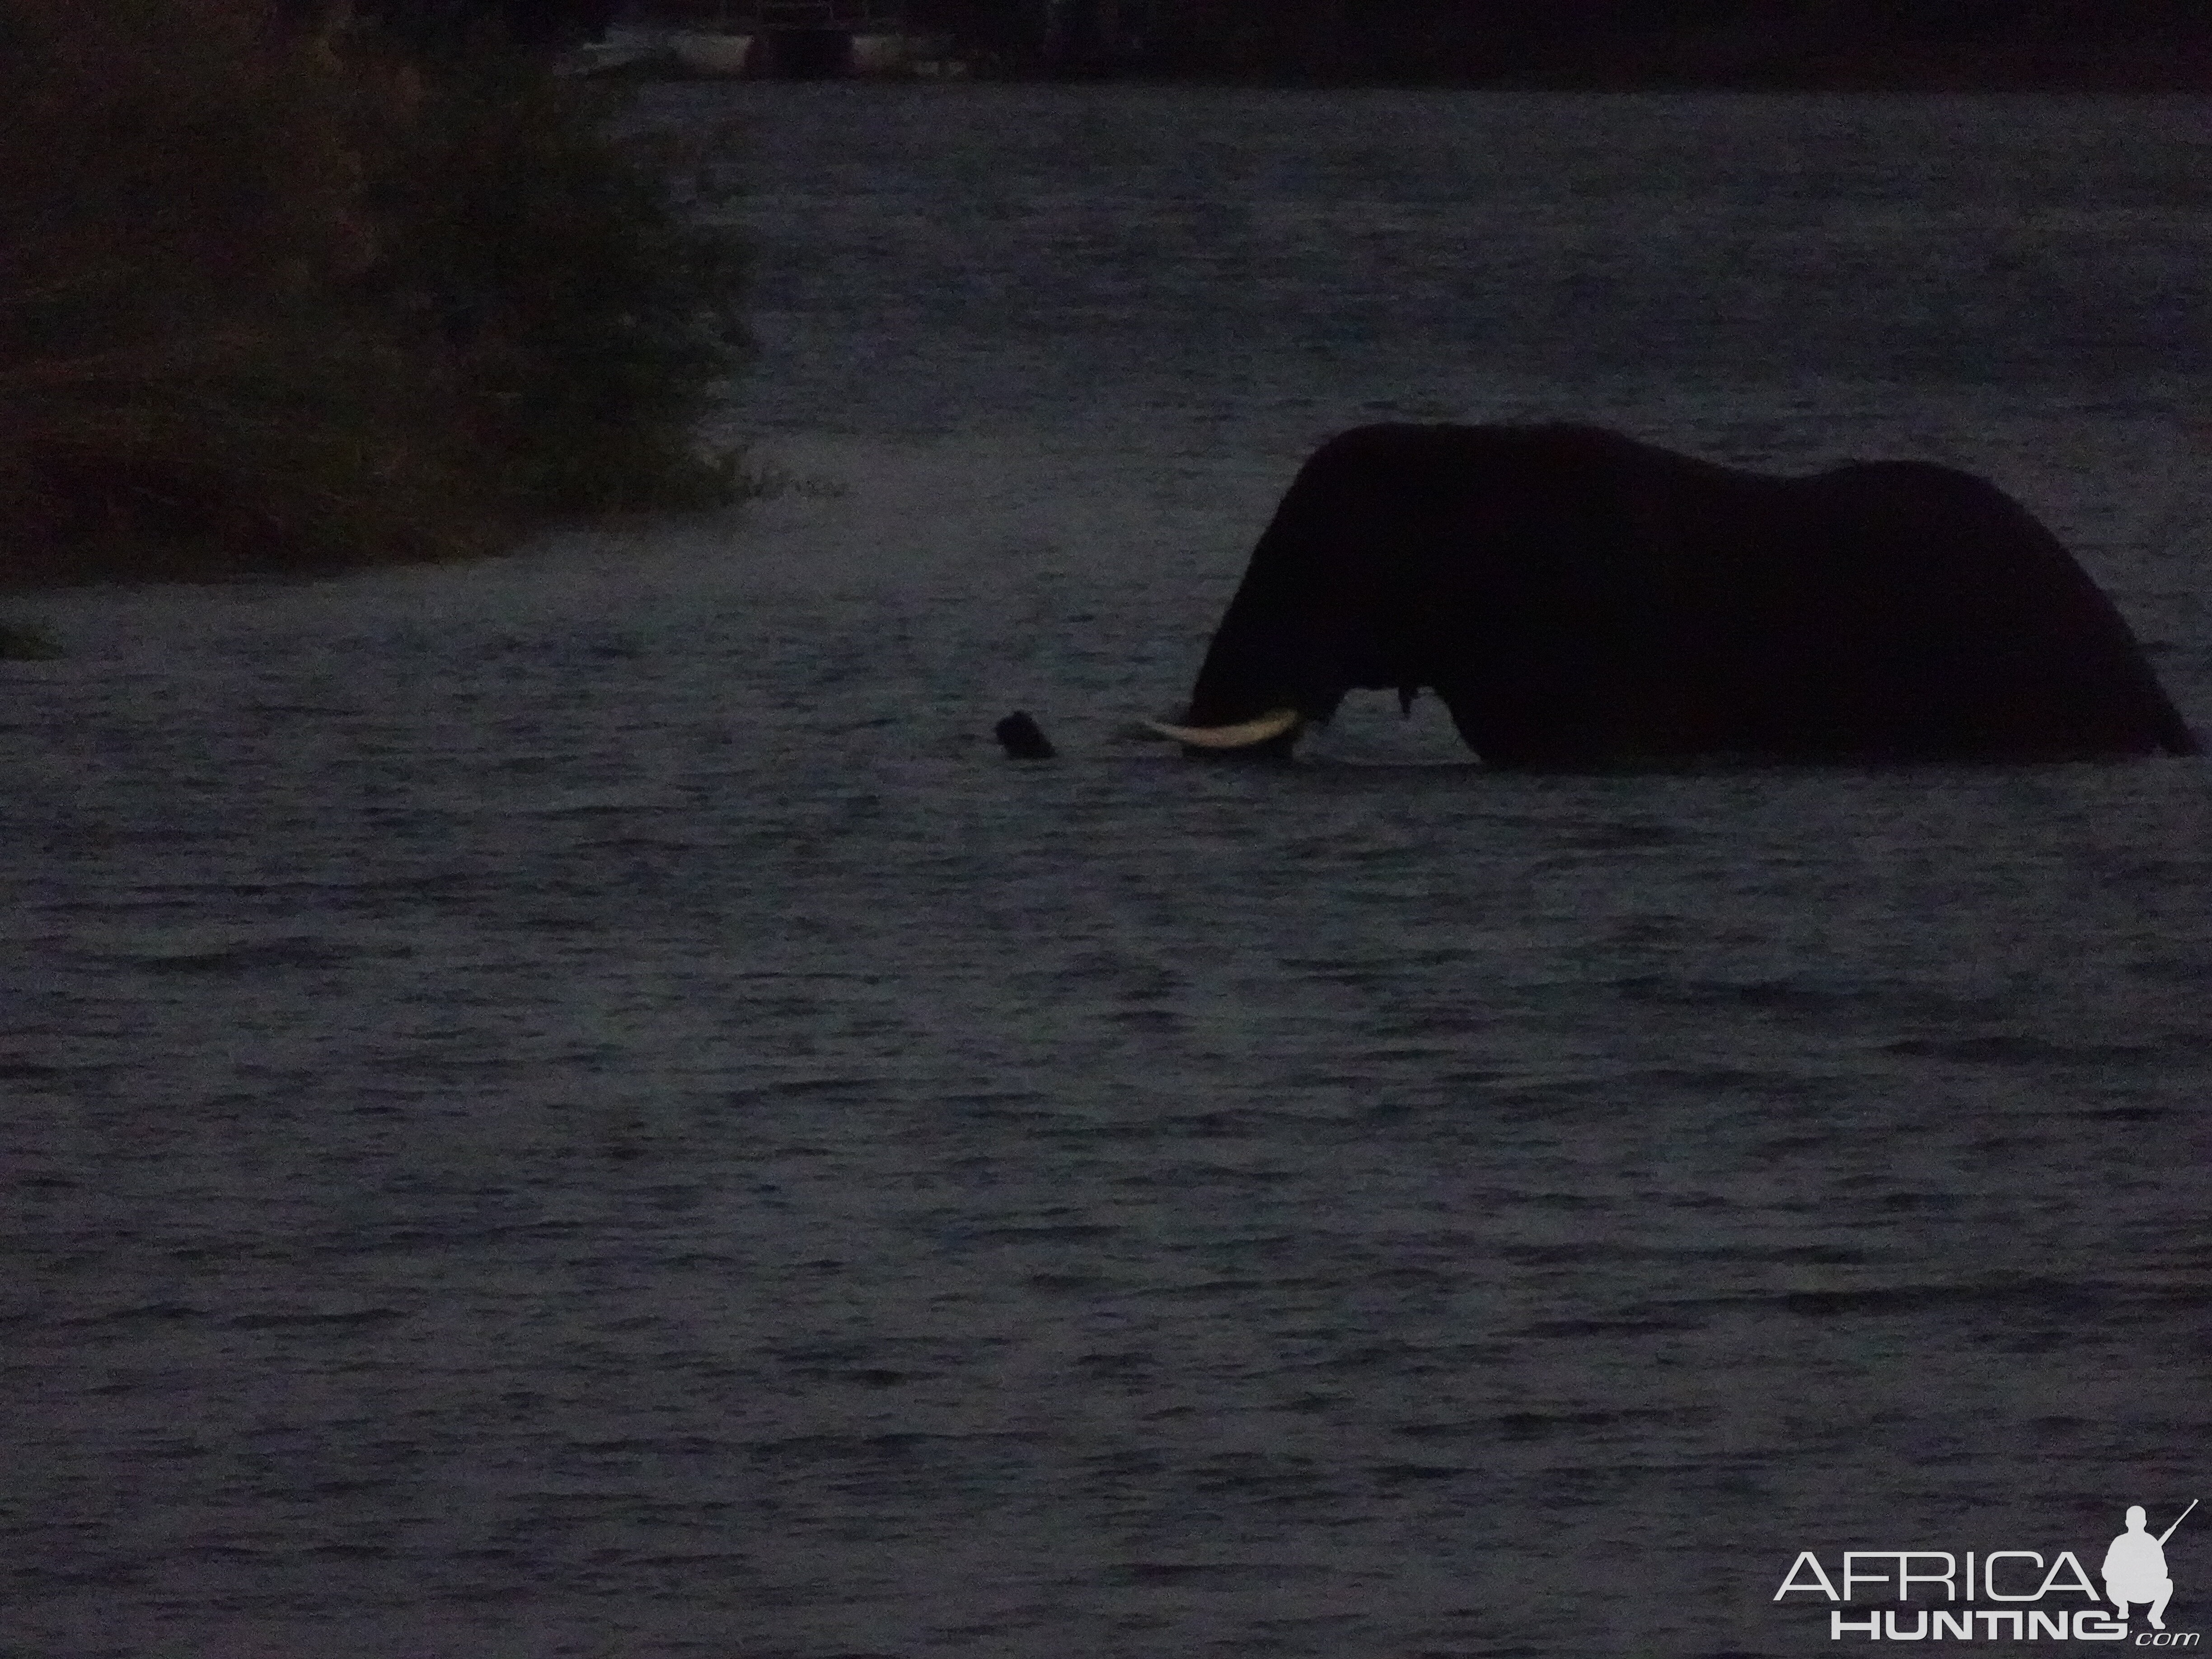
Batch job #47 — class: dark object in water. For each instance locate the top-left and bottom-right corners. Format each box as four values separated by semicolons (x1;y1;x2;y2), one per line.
0;622;62;661
995;711;1056;759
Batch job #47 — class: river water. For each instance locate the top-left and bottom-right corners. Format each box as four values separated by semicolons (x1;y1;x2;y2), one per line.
5;87;2209;1659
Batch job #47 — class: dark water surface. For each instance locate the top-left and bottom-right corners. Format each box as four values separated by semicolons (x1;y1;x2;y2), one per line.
5;88;2209;1658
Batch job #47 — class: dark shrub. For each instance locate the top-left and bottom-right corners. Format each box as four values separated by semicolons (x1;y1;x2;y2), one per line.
0;0;747;585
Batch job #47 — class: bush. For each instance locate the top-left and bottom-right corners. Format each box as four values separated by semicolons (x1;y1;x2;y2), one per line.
362;43;750;515
0;0;747;585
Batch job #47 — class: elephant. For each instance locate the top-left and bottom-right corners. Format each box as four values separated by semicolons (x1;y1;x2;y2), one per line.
1148;424;2198;766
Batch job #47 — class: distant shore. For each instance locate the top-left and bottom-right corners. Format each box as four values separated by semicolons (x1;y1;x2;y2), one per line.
601;11;2212;94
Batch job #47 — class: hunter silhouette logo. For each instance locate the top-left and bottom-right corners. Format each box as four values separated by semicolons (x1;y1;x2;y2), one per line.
1775;1498;2199;1644
2108;1501;2194;1632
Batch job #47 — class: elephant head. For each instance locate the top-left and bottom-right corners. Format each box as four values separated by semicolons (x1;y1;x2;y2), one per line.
1146;425;1476;756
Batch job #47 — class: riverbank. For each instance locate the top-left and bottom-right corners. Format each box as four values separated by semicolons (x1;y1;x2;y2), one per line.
610;1;2212;93
1078;0;2212;91
0;0;749;590
604;43;2212;96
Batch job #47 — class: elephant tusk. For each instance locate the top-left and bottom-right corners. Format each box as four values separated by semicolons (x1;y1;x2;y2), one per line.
1139;708;1301;748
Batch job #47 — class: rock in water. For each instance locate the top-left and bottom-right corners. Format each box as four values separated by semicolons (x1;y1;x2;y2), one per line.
994;711;1056;759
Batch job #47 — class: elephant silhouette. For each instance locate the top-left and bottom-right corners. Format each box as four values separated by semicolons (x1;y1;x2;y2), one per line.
1151;424;2197;766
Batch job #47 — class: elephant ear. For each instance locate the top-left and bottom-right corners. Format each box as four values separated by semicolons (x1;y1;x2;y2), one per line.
1139;708;1301;748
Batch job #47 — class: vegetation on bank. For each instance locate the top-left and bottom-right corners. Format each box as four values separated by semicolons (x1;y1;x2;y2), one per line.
0;0;749;587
